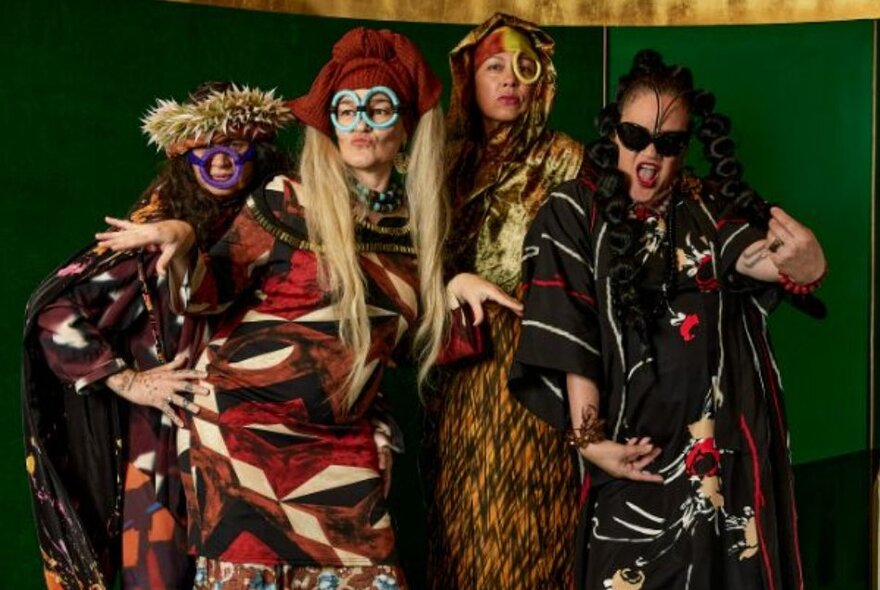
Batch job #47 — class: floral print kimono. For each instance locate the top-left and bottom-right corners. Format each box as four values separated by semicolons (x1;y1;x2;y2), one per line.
511;174;804;590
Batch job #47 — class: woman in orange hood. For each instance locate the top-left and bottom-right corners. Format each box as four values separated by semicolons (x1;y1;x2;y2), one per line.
426;13;587;588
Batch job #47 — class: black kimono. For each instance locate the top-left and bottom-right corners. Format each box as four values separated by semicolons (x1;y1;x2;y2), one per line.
510;174;804;590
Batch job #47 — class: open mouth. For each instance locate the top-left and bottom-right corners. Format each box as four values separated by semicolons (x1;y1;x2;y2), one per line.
498;95;521;106
636;163;659;189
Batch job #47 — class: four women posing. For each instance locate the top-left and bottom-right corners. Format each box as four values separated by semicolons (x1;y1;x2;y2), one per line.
24;13;824;590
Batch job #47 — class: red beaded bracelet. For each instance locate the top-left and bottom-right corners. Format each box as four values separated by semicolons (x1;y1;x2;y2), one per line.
779;266;827;295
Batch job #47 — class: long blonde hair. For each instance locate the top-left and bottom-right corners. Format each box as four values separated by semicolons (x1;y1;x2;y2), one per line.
299;105;450;407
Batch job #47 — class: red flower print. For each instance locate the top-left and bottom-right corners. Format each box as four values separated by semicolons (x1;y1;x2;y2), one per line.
679;313;699;342
695;255;719;292
685;437;720;478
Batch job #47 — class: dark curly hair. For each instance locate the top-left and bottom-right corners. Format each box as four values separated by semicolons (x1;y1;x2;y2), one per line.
132;81;291;246
588;50;772;351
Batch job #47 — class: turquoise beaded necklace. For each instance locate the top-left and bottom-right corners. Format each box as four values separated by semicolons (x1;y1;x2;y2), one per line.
353;180;404;213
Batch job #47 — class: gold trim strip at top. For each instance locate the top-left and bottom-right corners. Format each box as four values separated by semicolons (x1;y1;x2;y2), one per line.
165;0;880;26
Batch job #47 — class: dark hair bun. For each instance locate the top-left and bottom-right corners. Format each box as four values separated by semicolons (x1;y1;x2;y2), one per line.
691;90;716;117
669;66;693;89
607;223;636;255
706;136;736;160
595;104;620;137
633;49;665;74
712;157;743;180
589;140;618;169
698;113;731;142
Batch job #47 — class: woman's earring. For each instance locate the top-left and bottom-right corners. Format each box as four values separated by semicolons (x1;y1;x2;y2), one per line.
394;149;410;175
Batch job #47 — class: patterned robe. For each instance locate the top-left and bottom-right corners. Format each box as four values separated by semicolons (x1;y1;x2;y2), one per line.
23;194;240;589
510;175;804;590
175;177;418;588
426;13;586;588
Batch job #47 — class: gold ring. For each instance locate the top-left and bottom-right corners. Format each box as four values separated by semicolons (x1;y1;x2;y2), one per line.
512;50;542;85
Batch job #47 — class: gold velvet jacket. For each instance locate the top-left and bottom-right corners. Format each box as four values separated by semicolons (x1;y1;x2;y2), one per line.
445;12;586;293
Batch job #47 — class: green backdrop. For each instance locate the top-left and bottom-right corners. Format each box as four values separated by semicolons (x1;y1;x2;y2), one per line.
1;1;874;588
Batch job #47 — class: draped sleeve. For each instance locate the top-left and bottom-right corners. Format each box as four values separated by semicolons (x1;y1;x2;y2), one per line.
171;193;275;316
697;183;769;291
35;256;141;393
509;179;603;429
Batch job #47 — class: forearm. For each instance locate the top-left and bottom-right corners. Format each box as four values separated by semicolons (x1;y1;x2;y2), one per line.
566;374;663;483
736;240;780;282
566;372;601;428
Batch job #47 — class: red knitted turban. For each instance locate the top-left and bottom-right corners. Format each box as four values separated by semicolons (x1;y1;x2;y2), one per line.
288;28;442;136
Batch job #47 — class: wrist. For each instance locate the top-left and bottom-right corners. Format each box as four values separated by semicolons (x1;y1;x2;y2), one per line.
164;221;195;249
565;414;606;454
779;264;827;295
577;439;605;462
105;368;135;394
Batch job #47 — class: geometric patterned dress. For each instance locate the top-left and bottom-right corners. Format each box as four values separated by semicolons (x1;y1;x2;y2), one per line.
510;174;805;590
175;176;415;590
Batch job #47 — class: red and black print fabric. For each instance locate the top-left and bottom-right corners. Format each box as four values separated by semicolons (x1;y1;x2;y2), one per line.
176;178;418;569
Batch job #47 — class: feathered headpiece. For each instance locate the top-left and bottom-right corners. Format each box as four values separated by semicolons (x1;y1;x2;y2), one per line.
142;85;294;157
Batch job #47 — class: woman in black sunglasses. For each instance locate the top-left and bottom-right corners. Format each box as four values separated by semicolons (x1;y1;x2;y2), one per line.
510;50;825;590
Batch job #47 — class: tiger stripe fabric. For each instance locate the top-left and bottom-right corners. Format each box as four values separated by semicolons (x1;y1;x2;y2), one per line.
426;306;579;588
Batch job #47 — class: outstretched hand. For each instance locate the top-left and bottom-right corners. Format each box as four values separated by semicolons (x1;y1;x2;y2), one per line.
105;355;208;428
765;207;826;283
581;437;664;484
96;217;195;276
737;207;826;284
446;272;523;325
